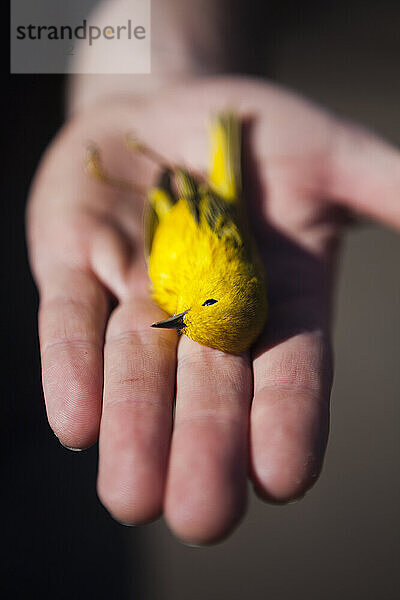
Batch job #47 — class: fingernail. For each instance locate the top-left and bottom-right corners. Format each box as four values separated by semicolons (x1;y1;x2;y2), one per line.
286;493;306;505
59;441;83;452
181;541;204;549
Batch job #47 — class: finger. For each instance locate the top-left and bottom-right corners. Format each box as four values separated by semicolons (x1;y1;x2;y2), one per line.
97;297;177;524
90;223;133;302
39;267;108;449
164;336;252;545
329;120;400;228
251;326;332;503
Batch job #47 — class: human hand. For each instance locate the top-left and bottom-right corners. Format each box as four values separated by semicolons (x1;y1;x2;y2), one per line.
27;77;400;544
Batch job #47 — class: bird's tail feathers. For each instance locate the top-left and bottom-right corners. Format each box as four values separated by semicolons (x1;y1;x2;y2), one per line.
208;112;241;202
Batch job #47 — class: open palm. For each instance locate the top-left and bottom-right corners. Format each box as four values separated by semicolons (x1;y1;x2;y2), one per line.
27;77;400;544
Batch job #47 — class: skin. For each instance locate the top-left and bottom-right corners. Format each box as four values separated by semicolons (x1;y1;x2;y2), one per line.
27;77;400;544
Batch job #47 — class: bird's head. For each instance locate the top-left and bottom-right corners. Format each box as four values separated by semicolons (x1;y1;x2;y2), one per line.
152;271;267;354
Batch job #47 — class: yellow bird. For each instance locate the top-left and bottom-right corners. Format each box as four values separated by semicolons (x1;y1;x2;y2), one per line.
146;113;268;354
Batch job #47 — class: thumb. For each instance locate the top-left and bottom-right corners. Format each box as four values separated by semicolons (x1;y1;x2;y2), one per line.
329;120;400;229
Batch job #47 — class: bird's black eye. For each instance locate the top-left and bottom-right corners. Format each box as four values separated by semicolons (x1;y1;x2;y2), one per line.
202;299;218;307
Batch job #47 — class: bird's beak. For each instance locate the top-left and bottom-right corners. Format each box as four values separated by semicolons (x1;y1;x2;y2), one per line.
151;310;188;330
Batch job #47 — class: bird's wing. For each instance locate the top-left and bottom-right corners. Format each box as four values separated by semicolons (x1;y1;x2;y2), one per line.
175;166;243;249
144;168;176;262
200;189;243;249
175;168;202;223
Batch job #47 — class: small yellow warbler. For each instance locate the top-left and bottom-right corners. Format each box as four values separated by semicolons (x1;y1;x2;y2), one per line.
147;113;268;354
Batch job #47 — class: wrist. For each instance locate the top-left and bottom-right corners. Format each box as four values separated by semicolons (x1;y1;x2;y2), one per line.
67;0;258;115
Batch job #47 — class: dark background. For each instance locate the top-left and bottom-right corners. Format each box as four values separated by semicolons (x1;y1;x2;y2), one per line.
2;1;399;598
0;70;145;600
